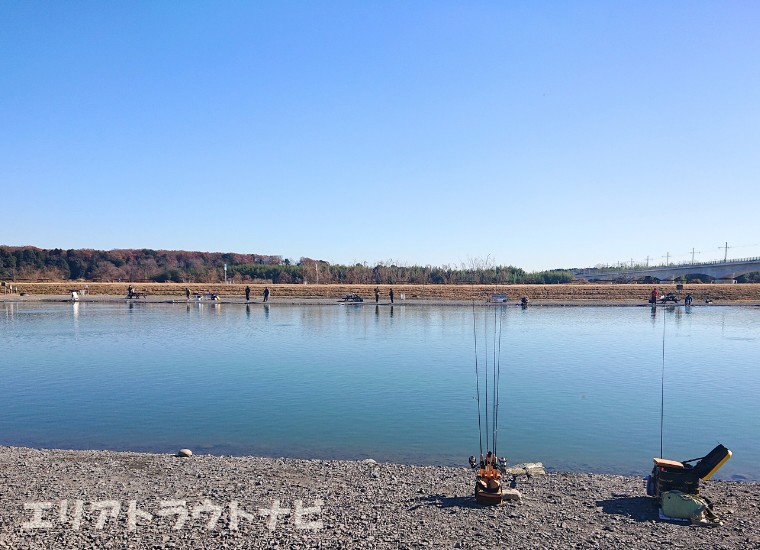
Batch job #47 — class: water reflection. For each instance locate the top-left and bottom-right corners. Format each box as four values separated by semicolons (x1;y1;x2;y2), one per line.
1;302;758;480
374;304;396;319
3;302;16;320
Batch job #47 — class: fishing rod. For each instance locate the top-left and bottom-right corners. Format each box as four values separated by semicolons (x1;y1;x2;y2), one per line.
470;294;510;506
493;305;504;459
473;295;506;462
484;306;489;454
472;300;483;458
660;308;666;459
492;307;497;455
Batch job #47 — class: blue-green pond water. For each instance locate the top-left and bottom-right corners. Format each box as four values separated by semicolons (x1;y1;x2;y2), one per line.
1;301;758;480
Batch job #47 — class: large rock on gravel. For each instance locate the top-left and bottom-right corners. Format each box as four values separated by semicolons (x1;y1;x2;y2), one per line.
502;488;522;501
505;462;545;476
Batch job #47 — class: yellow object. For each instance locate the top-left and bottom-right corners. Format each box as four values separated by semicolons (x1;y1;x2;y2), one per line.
702;450;732;480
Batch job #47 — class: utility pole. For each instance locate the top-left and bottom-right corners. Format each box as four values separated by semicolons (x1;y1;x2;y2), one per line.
663;252;671;266
689;248;701;265
719;242;731;262
645;256;651;267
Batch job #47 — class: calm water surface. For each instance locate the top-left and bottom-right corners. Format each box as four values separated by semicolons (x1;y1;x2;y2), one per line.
2;301;758;480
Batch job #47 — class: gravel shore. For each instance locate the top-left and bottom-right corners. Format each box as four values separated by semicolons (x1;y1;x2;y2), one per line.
1;446;757;549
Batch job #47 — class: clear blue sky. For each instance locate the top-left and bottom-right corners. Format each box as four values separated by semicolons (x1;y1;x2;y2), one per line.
2;2;759;271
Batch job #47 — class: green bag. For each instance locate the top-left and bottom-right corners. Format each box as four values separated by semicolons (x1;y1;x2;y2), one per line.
660;491;718;523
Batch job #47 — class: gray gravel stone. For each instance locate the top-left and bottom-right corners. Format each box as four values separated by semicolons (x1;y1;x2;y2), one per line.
0;446;756;549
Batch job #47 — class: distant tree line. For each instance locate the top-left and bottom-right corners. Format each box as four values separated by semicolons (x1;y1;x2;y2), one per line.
0;247;284;283
0;246;577;285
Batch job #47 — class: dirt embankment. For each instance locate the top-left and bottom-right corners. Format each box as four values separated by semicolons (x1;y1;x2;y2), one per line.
3;282;759;303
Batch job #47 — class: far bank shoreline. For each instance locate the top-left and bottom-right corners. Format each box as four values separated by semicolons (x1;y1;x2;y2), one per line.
2;282;759;306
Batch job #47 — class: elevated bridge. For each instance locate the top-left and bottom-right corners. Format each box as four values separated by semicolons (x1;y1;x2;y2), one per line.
575;257;760;282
